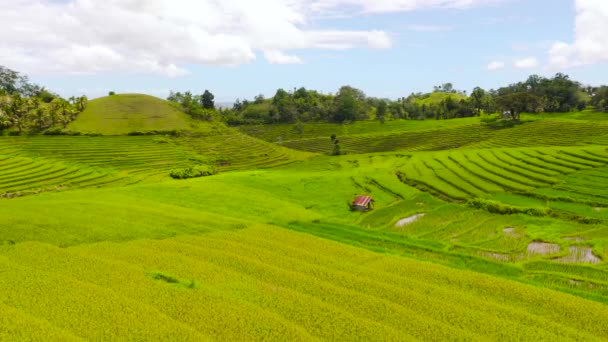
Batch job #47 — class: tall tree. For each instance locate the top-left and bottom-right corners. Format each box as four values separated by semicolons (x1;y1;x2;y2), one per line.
376;100;387;123
0;66;21;95
333;86;365;123
470;87;486;116
201;90;215;109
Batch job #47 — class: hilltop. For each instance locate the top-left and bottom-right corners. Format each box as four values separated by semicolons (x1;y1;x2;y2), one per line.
412;91;467;106
68;94;195;135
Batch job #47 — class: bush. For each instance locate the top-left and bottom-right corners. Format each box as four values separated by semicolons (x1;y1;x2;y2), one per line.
43;128;82;136
128;130;184;137
108;91;116;96
170;165;217;179
480;115;498;124
466;198;601;223
152;136;171;144
466;198;548;216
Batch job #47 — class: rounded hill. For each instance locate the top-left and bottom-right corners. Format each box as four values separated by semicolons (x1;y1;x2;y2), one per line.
69;94;193;135
414;91;467;106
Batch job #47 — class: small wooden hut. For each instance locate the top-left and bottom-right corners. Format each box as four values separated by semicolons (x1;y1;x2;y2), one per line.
351;195;374;212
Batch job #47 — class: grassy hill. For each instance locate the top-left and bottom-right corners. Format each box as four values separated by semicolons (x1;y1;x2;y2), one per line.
413;91;467;106
69;94;195;135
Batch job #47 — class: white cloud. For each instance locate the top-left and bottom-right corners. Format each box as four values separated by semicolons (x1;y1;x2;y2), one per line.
548;0;608;68
264;50;303;64
407;24;454;32
486;61;505;70
310;0;503;14
514;57;539;69
0;0;391;76
0;0;501;76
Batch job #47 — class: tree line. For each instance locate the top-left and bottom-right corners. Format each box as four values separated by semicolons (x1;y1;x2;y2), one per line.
180;73;603;126
3;64;607;134
0;66;88;134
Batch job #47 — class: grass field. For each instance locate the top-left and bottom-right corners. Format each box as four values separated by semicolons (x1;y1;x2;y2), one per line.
2;100;608;340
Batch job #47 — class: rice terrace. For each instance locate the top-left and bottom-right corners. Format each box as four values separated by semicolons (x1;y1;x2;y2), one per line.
3;1;608;340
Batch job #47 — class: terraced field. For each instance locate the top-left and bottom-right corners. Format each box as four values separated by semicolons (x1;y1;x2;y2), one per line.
0;155;121;197
1;225;607;341
0;133;301;196
174;131;299;171
250;120;608;154
239;117;481;142
467;120;608;148
399;146;608;203
0;136;195;181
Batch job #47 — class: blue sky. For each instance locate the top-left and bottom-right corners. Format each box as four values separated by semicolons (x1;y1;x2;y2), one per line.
3;0;607;101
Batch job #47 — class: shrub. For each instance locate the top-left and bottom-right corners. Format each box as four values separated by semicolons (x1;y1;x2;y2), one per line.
108;91;116;96
170;165;217;179
43;128;83;136
466;198;601;223
152;136;171;144
128;130;185;137
480;115;498;124
466;198;548;216
332;143;342;156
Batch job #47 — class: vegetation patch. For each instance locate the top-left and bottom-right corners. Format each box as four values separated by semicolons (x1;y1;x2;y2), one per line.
149;271;198;289
170;165;217;179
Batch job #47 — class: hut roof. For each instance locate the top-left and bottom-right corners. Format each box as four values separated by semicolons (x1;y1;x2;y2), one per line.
353;195;373;207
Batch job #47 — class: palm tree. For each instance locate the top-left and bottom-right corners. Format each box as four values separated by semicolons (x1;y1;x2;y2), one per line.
34;107;48;131
58;99;71;128
0;100;11;129
9;95;28;133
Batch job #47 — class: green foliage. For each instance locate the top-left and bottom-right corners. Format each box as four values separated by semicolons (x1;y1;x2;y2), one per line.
467;198;549;216
0;92;87;133
200;90;215;109
376;100;387;123
167;90;216;121
591;86;608;112
170;164;217;179
497;73;588;113
496;92;546;120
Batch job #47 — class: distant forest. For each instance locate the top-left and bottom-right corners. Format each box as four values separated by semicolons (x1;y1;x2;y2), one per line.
169;73;608;125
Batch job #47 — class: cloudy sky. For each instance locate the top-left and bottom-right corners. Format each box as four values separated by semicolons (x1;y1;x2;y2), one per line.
1;0;607;100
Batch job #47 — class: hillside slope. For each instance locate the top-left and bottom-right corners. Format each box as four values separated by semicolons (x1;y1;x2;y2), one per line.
1;182;607;340
69;94;193;134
